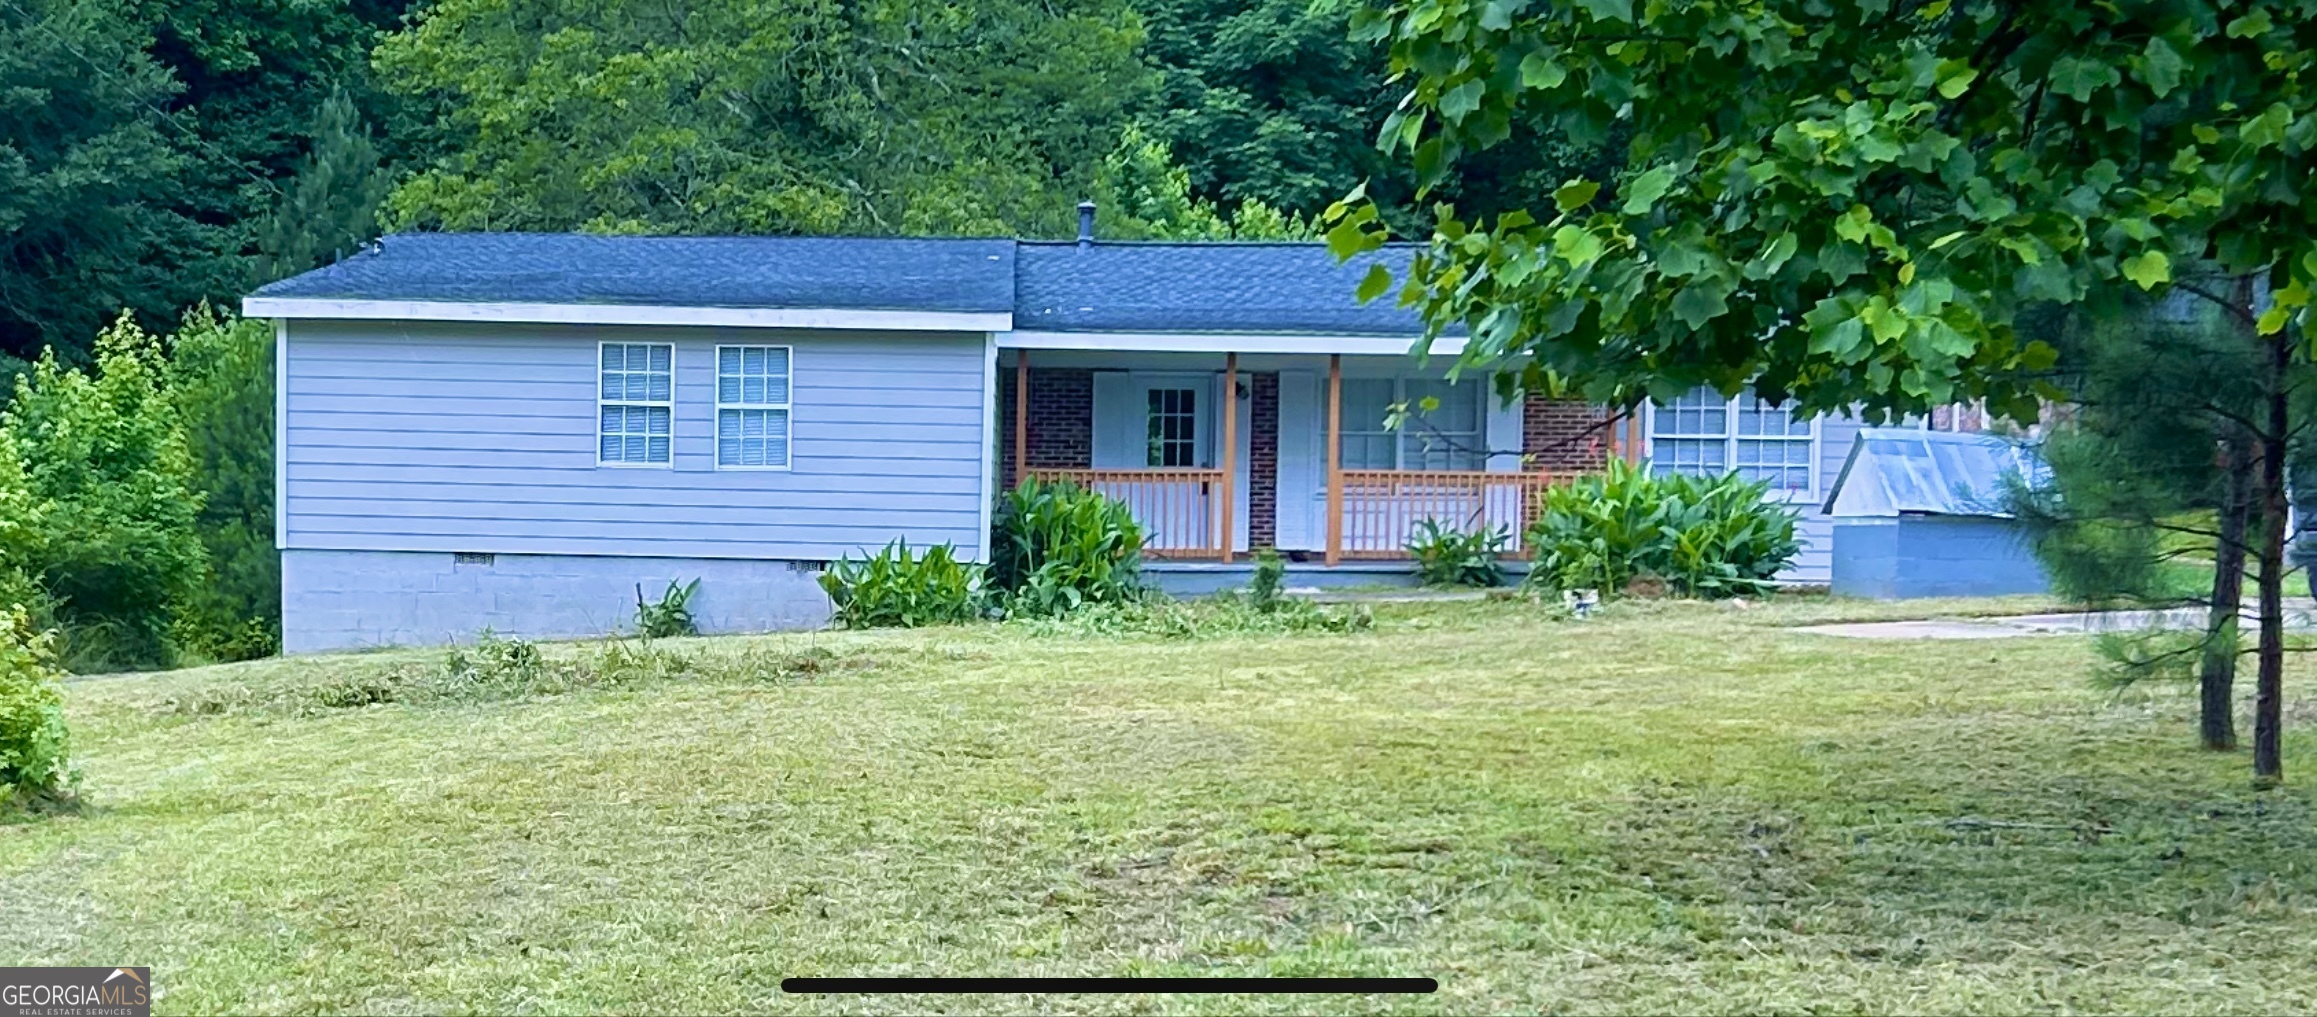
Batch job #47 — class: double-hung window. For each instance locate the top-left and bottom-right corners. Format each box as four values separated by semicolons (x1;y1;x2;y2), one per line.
1650;386;1815;495
1336;377;1487;471
717;345;792;469
600;342;673;466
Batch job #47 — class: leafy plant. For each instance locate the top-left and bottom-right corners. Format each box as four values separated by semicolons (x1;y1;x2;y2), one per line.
0;604;72;807
990;478;1146;618
1018;594;1372;640
820;541;983;629
1248;548;1288;612
443;630;546;688
1407;519;1510;588
635;579;702;639
1526;458;1801;600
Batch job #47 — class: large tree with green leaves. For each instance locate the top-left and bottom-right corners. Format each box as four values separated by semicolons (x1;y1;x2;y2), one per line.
1133;0;1613;232
0;0;205;361
1336;0;2317;782
377;0;1157;238
0;0;416;360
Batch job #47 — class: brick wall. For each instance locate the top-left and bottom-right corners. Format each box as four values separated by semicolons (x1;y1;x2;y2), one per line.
1523;395;1613;473
999;366;1094;488
1249;373;1279;549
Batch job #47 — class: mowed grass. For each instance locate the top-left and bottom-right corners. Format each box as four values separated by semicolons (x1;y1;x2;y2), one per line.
5;596;2317;1015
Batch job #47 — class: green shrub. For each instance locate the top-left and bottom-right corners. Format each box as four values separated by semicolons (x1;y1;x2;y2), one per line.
1407;518;1511;588
0;605;73;806
820;540;983;628
2;315;207;671
1527;458;1801;599
634;579;702;639
990;477;1145;617
1248;548;1288;612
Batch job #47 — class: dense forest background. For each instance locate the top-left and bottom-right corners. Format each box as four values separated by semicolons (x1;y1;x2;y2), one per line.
0;0;1588;668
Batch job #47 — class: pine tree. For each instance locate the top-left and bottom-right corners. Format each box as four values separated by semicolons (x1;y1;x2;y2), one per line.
254;89;393;283
2020;284;2317;767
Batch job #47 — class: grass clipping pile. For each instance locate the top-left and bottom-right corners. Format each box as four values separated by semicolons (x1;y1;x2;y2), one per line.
158;633;876;717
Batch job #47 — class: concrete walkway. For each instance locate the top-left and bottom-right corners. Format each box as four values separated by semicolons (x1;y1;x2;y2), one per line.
1798;603;2317;640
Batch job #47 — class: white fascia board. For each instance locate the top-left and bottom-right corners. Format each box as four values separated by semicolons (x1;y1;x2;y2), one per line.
241;297;1011;333
975;330;998;564
997;330;1467;356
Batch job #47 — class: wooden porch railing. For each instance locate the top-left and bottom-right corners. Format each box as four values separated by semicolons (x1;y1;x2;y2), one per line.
1028;467;1580;562
1335;470;1556;559
1027;468;1230;559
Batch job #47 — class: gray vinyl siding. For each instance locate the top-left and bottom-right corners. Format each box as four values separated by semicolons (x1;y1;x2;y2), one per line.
1788;411;1865;585
281;321;989;561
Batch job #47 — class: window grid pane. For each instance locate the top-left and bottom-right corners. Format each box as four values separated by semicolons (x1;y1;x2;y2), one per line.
600;344;673;465
1400;379;1485;471
1146;388;1199;467
1652;386;1813;493
717;345;794;467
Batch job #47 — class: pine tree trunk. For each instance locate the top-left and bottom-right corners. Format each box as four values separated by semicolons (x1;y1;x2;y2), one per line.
2254;327;2288;786
2202;427;2253;751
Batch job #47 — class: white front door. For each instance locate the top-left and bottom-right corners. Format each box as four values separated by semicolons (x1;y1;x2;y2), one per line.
1090;371;1252;552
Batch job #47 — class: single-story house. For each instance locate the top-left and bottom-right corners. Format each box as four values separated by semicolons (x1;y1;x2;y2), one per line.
247;221;1891;652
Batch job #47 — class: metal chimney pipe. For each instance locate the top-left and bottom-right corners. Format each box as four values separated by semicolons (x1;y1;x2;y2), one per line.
1076;201;1097;247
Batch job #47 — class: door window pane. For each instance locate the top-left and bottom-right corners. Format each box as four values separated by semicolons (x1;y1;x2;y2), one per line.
1146;387;1199;467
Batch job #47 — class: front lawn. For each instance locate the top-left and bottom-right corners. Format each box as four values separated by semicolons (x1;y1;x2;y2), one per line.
5;597;2315;1015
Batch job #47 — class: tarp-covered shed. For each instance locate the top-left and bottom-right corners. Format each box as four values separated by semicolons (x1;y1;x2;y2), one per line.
1822;428;2049;599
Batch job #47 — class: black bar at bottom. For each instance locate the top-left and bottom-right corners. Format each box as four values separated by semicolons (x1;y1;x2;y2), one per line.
781;977;1436;994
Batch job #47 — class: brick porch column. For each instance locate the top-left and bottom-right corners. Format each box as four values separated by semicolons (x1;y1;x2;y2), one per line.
1249;373;1279;549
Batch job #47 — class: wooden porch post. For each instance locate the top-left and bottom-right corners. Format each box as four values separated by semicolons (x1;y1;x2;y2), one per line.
1013;351;1029;487
1326;354;1343;565
1219;353;1238;563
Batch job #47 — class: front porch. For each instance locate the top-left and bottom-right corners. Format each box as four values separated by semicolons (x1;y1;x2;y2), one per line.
999;347;1637;565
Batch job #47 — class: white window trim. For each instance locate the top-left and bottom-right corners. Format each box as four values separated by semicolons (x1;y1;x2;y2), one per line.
598;340;675;469
1642;389;1822;502
714;343;795;472
1338;376;1488;471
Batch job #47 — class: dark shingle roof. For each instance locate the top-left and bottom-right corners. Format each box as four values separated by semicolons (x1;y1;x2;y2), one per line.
251;232;1017;313
251;233;1440;336
1013;242;1428;335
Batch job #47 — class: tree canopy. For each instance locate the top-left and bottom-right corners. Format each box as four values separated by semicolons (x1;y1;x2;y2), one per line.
376;0;1157;238
0;0;413;361
1331;0;2317;423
